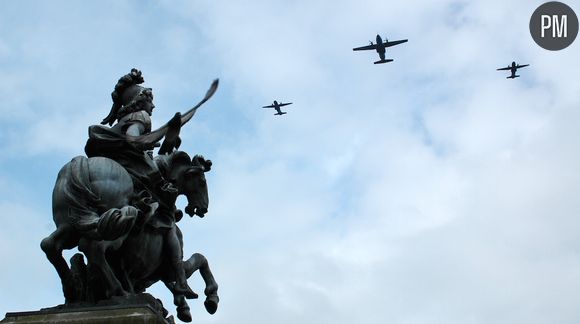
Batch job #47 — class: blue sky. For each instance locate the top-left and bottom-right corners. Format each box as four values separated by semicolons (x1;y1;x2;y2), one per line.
1;0;580;323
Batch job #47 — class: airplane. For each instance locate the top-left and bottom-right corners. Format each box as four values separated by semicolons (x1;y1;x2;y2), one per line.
262;100;292;115
497;61;529;79
353;34;408;64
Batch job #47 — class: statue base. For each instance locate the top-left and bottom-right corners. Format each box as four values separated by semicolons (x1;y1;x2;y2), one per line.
1;294;174;324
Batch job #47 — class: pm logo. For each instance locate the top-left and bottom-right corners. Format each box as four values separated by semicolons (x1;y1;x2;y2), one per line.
530;1;578;50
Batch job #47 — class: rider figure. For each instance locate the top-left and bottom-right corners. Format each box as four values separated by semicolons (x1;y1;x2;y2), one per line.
87;68;168;190
86;68;196;299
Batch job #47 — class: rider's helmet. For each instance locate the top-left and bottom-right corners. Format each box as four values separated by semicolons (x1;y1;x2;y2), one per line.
101;68;154;126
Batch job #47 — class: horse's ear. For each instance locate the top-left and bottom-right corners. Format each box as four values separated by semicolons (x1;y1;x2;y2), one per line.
192;155;212;172
204;159;212;172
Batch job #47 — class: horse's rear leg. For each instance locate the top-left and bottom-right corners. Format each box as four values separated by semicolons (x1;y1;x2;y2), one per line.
79;238;127;300
184;253;219;314
40;225;80;302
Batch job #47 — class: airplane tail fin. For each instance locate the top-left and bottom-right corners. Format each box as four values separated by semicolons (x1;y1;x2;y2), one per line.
507;75;520;79
275;112;287;115
374;59;394;64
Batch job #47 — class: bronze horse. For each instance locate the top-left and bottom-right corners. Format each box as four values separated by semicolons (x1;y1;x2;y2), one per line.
41;151;218;322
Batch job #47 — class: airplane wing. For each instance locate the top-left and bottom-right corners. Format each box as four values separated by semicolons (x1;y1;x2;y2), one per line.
262;105;275;108
516;64;529;69
353;44;378;51
496;66;511;71
384;39;408;47
278;102;292;107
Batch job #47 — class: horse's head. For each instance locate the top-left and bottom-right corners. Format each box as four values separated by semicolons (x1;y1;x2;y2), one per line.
157;151;212;218
181;154;212;218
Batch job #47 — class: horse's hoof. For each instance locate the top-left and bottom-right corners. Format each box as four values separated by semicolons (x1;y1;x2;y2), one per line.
177;306;192;323
204;295;219;314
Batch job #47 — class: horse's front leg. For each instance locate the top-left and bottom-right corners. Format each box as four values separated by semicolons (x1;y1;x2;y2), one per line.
166;225;197;300
163;252;218;321
164;285;193;323
184;252;219;314
79;237;128;300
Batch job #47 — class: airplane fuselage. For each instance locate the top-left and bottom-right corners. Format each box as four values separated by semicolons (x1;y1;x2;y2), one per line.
272;101;283;114
375;35;387;60
375;35;385;54
509;61;517;76
372;35;397;63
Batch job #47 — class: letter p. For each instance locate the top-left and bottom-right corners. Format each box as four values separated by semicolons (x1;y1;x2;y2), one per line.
541;14;552;37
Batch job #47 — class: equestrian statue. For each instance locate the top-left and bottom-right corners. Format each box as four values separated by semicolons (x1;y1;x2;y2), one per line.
40;69;220;322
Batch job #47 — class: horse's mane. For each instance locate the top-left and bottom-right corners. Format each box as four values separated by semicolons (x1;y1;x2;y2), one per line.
154;151;212;181
154;151;192;179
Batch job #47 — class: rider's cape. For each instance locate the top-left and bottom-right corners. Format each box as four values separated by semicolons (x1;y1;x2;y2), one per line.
85;125;162;190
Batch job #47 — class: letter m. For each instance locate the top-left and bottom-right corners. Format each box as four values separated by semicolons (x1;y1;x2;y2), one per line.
553;15;568;38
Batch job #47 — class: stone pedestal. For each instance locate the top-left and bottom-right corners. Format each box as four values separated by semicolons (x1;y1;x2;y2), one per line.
1;305;172;324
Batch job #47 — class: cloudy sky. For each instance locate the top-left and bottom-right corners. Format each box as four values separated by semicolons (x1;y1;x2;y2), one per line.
1;0;579;323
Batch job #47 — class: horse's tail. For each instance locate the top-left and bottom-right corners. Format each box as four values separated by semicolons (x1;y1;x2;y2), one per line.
54;156;102;233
